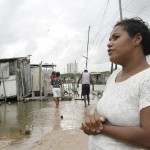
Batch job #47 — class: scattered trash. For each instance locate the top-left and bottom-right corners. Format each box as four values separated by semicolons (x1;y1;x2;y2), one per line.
25;130;31;135
91;90;103;99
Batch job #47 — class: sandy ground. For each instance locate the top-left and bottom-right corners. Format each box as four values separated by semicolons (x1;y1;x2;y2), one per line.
31;129;89;150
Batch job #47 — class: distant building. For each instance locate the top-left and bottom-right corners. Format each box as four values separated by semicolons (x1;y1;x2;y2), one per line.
67;62;78;73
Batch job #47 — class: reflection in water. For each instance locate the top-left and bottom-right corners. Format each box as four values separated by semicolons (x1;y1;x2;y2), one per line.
0;100;55;149
0;103;27;142
53;109;61;130
0;84;105;150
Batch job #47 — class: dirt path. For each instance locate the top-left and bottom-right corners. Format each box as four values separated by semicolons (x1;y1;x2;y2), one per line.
31;129;89;150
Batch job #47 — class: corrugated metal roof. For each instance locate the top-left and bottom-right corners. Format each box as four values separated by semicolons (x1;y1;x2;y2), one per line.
30;64;56;68
0;57;27;62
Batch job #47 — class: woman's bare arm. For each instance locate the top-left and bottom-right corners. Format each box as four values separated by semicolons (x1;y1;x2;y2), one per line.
101;106;150;149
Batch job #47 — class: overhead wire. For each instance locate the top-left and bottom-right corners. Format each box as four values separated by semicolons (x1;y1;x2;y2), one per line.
90;0;134;41
70;0;150;72
86;0;110;65
132;2;150;17
70;0;90;27
45;0;150;72
78;0;150;71
79;0;110;71
47;0;71;33
69;0;92;71
90;0;110;42
56;0;92;71
87;0;136;63
75;0;137;71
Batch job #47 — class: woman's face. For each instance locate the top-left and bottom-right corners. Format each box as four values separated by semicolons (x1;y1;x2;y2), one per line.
107;25;135;65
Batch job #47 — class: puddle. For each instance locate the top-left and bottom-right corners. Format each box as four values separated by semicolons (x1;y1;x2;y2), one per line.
0;84;105;150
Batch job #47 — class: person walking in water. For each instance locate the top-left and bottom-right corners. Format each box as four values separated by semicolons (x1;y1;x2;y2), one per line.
52;72;62;108
77;69;94;107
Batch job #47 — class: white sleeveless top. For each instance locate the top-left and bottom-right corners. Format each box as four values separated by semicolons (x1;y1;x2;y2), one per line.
81;72;90;84
89;68;150;150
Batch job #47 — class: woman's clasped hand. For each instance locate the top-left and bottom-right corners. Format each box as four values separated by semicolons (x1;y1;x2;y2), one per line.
81;113;106;135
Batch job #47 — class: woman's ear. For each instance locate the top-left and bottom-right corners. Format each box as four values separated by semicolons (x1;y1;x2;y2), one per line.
134;33;142;46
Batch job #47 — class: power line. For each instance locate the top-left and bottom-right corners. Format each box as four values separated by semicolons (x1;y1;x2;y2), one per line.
47;0;71;32
87;0;136;61
71;0;90;27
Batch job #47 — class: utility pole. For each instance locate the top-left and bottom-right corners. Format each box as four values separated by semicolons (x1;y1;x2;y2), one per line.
74;60;77;87
119;0;123;21
86;26;90;70
0;64;6;102
111;0;123;73
115;0;123;70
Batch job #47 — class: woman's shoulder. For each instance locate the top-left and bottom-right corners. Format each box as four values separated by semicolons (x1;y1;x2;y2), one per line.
104;69;121;86
108;68;121;79
138;67;150;81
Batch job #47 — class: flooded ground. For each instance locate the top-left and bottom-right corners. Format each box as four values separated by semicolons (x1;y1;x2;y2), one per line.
0;84;105;150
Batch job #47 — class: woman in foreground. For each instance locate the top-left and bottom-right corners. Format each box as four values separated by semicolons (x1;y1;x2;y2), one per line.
81;18;150;149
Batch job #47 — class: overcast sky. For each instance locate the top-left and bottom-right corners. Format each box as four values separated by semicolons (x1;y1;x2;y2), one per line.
0;0;150;73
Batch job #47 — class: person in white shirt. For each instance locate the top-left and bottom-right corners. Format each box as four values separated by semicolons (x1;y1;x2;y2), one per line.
77;69;94;107
81;17;150;149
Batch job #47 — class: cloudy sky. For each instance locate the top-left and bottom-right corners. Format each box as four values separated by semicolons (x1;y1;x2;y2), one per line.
0;0;150;73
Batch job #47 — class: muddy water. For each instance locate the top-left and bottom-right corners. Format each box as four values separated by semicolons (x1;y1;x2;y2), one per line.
0;84;105;150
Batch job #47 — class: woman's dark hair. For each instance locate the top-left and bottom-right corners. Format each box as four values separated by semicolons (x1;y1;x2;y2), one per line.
114;17;150;55
56;72;60;77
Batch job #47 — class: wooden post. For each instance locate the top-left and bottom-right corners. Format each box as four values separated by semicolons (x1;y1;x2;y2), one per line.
0;63;6;102
31;75;34;98
61;82;64;96
39;62;42;100
65;79;68;92
43;72;48;97
74;60;77;94
16;64;19;101
20;70;24;98
68;77;71;97
86;26;90;70
111;62;114;74
52;63;54;71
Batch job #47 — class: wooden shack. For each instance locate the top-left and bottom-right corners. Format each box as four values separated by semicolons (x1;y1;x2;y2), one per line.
90;72;110;84
30;63;56;98
0;57;31;101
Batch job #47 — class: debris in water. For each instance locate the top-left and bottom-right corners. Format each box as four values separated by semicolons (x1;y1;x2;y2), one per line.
25;130;31;135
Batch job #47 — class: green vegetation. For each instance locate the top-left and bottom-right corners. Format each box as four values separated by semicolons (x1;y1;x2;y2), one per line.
60;73;81;79
101;71;111;76
90;71;111;76
60;71;111;80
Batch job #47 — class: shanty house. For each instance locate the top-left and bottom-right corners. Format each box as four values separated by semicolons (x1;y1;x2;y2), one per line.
0;57;31;100
30;63;56;98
